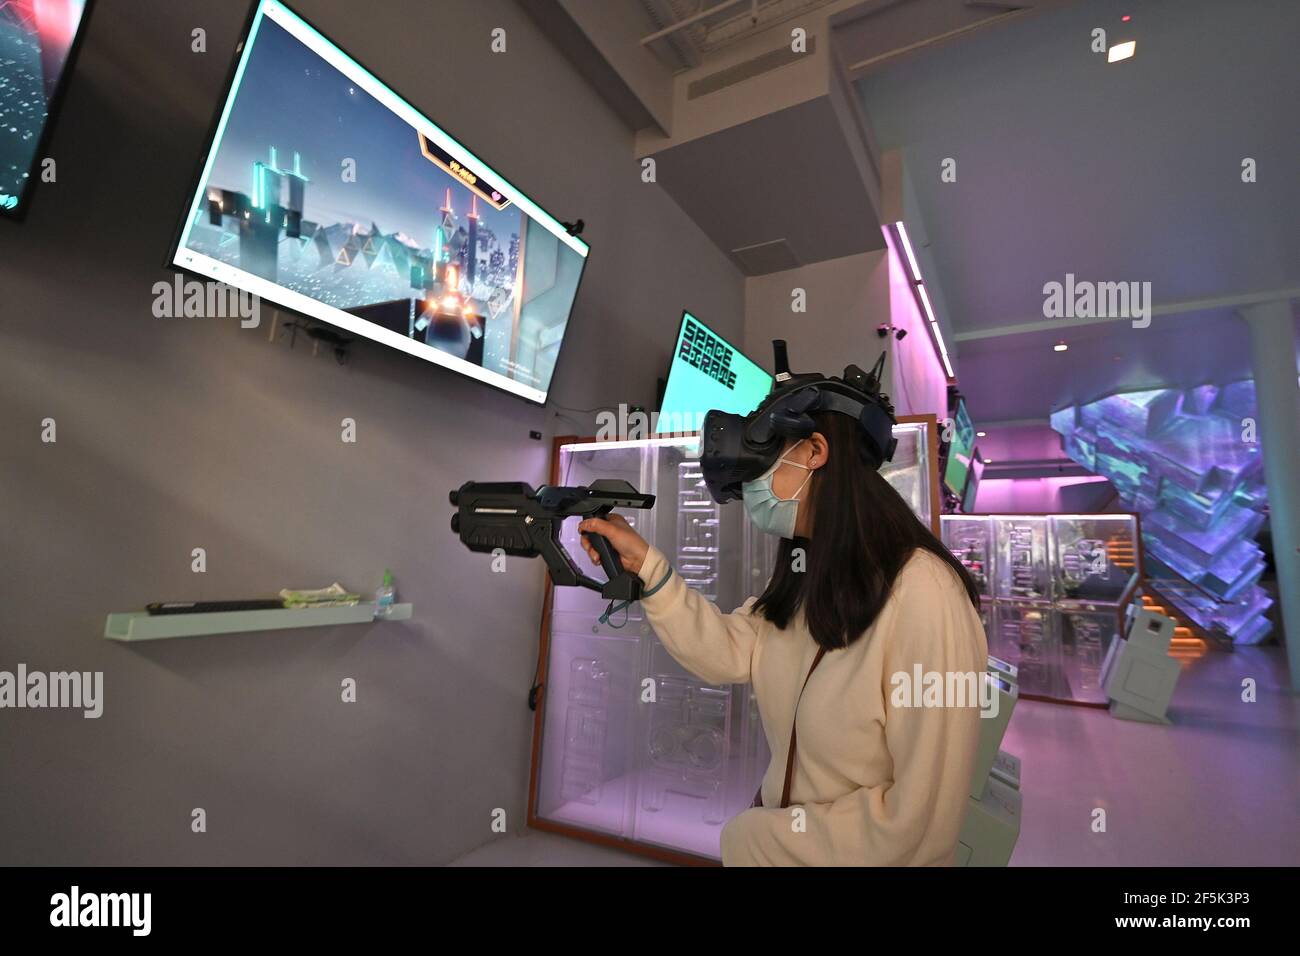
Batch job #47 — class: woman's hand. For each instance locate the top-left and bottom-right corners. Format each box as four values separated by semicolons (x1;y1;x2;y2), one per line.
577;514;650;576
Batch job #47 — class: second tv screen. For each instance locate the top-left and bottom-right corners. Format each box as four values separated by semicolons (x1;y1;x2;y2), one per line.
657;312;771;434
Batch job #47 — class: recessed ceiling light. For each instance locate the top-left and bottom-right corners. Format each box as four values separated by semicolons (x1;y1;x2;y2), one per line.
1054;341;1069;352
976;431;987;437
983;458;993;465
1108;40;1136;62
1121;14;1132;23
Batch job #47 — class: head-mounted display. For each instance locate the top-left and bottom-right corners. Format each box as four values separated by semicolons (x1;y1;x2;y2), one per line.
700;341;898;503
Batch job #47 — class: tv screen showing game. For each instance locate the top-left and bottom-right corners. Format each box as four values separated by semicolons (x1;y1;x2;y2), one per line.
943;397;975;497
169;0;588;404
0;0;93;218
657;311;771;434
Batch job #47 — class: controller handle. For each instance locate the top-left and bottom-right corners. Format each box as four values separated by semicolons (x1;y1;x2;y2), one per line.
585;531;624;582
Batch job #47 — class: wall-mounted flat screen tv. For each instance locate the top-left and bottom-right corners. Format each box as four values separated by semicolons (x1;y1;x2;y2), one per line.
942;396;975;497
0;0;94;219
169;0;588;403
656;311;771;434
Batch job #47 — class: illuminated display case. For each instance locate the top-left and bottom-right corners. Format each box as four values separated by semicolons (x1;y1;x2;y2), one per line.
993;516;1052;602
994;601;1061;698
882;419;939;534
1049;514;1139;605
529;436;767;862
531;417;940;863
942;513;1142;705
945;515;993;598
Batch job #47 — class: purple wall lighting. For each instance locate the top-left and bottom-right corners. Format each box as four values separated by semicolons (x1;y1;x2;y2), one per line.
1051;380;1274;644
975;476;1113;514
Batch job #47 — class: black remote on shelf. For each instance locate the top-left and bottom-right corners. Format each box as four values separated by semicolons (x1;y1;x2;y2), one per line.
146;600;285;615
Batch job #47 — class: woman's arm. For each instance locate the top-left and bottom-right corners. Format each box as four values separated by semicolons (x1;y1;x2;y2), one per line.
579;516;761;686
719;555;987;865
635;545;761;685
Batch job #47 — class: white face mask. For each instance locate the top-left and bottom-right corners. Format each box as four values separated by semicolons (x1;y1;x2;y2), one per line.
741;440;813;538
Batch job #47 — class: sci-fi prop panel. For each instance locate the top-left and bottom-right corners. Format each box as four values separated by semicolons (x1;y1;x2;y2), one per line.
942;513;1142;705
531;423;941;862
1052;381;1273;643
531;437;769;862
881;420;937;534
170;0;588;404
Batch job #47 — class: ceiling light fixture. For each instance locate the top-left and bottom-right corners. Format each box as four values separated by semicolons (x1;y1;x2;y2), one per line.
887;221;957;380
976;431;987;437
1108;40;1136;62
894;220;923;283
1054;341;1069;352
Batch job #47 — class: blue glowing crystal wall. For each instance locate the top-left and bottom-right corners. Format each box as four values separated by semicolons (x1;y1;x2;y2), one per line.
1050;381;1273;644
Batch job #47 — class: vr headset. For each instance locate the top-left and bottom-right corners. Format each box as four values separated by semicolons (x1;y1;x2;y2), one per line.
700;340;898;504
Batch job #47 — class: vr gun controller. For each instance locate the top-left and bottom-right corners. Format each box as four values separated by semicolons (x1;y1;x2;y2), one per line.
449;479;655;602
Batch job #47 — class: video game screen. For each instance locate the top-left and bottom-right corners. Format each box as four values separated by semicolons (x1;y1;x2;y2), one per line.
657;311;771;433
943;397;975;496
0;0;92;217
170;0;588;403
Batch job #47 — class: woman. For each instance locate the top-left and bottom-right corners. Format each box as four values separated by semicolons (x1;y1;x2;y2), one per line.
578;410;987;866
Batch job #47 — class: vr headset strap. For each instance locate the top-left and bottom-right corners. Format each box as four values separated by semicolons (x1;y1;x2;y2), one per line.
813;391;865;418
811;392;895;464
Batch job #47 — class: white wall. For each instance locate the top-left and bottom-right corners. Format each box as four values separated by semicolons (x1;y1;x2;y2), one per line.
742;247;948;419
560;0;675;133
743;250;889;381
974;477;1115;514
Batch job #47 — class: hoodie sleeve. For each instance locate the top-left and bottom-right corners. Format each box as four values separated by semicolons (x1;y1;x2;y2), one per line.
718;557;987;866
633;546;762;686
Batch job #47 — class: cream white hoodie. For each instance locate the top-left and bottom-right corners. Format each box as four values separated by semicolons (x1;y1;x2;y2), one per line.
636;545;988;866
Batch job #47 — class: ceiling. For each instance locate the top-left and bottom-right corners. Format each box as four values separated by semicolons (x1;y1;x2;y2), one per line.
955;306;1266;423
527;0;1298;457
855;0;1300;426
652;96;886;275
639;0;842;68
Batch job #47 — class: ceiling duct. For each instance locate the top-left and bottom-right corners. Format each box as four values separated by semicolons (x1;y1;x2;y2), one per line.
638;0;704;69
640;0;837;69
730;238;801;275
687;35;816;98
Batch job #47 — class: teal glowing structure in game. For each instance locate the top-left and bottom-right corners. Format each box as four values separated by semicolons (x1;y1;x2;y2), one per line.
657;312;772;434
169;0;588;404
1051;381;1273;644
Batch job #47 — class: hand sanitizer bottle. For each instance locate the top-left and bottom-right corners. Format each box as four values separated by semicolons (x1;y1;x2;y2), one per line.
374;569;395;619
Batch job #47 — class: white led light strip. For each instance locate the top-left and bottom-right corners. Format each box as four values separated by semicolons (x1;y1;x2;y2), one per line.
892;222;956;379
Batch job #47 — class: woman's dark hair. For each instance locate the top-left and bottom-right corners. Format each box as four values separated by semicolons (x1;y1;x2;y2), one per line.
752;410;980;649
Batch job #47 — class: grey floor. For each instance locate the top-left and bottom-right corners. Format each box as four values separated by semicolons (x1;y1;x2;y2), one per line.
449;645;1300;867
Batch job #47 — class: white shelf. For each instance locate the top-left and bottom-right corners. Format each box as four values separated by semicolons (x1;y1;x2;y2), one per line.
103;603;412;642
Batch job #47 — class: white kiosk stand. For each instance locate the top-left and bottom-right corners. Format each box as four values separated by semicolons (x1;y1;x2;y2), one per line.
1099;607;1180;724
955;657;1023;867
